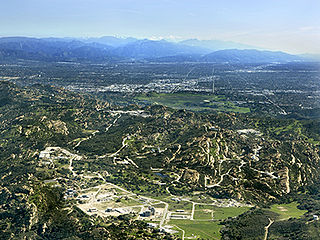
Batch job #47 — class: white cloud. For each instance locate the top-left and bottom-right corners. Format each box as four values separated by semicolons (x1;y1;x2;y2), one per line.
148;35;184;42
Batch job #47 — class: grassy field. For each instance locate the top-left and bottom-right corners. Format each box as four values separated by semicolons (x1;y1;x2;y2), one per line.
169;219;222;240
194;209;213;220
168;200;193;212
194;205;250;221
268;202;307;220
135;93;250;113
152;203;166;208
212;206;251;220
194;205;214;220
169;206;251;239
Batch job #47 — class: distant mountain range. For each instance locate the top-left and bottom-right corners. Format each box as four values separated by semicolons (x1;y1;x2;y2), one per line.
299;53;320;61
180;38;258;51
201;49;303;63
112;39;209;59
0;36;310;63
81;36;138;47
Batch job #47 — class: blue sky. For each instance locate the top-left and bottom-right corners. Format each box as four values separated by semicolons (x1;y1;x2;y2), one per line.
1;0;319;53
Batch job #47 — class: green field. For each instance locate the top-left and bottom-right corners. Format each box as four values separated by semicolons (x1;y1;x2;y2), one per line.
169;219;222;240
268;202;307;220
135;93;250;113
152;203;166;208
194;205;251;221
194;209;213;220
169;206;251;239
168;200;193;212
212;206;251;220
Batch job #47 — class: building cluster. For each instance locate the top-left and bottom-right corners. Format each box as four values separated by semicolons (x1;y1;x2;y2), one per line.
140;206;156;217
64;188;77;199
105;207;130;214
88;208;97;213
80;77;214;94
39;146;82;167
171;197;181;202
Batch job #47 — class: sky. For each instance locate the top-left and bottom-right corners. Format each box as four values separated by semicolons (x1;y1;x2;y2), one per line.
1;0;319;54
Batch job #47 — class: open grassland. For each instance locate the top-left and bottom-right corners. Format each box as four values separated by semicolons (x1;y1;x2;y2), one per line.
170;206;251;239
194;205;251;220
168;200;193;212
212;206;251;220
268;202;307;220
169;219;222;240
194;210;213;220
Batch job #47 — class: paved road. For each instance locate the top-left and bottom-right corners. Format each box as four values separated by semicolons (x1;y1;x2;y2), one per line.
160;202;169;228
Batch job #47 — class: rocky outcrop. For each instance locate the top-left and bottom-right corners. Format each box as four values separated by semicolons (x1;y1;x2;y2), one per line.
47;120;69;135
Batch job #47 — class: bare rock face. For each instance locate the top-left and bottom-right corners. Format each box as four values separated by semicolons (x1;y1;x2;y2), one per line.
182;169;200;184
47;120;69;135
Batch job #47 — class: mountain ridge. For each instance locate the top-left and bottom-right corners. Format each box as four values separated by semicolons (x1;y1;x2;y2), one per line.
0;36;309;63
